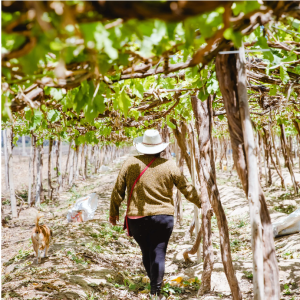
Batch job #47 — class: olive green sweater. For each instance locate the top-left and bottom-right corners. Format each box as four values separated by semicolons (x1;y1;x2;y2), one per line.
110;155;201;217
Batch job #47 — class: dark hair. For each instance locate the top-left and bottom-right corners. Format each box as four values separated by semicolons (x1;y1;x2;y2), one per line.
154;151;162;157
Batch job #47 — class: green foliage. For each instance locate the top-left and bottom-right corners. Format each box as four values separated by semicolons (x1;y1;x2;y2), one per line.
161;283;183;296
232;1;261;16
85;242;103;254
224;28;243;48
283;284;291;295
237;219;247;228
2;33;26;53
255;36;274;62
243;271;253;279
67;250;88;266
280;65;290;84
4;249;32;266
274;205;296;214
1;2;299;147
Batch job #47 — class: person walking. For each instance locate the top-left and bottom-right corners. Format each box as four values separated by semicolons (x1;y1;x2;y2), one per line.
109;129;201;299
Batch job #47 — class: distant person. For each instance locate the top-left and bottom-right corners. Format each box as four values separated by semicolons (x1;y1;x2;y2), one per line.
110;129;201;300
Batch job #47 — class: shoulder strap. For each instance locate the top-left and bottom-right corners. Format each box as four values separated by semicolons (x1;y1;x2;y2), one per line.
126;157;157;213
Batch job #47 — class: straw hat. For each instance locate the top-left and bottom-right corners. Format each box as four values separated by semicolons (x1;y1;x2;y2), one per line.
134;129;169;154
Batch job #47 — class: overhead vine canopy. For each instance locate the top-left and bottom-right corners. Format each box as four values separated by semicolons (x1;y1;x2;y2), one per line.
2;1;300;145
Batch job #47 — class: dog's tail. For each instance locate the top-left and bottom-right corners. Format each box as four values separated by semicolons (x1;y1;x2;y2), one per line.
35;213;44;227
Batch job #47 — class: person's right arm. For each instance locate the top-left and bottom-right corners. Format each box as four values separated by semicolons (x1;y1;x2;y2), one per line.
169;161;201;208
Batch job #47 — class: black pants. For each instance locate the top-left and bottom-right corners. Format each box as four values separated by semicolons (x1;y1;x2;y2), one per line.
128;215;174;295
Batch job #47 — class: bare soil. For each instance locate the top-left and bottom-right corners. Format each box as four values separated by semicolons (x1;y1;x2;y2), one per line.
1;151;300;300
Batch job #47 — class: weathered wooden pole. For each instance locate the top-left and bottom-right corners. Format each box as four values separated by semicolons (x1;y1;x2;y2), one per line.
190;125;201;264
237;45;264;300
174;139;183;225
22;135;26;156
48;138;53;199
81;144;85;179
280;124;298;194
56;139;63;192
35;145;41;207
216;46;280;300
32;135;37;203
191;95;239;298
3;129;9;191
28;140;33;205
260;132;268;186
84;144;88;178
68;141;74;186
7;129;17;218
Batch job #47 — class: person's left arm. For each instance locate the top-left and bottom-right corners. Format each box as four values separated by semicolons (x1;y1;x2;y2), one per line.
109;160;128;225
170;160;202;208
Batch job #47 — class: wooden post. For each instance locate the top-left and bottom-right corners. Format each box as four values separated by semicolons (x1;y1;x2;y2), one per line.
84;144;88;178
74;145;79;180
22;135;26;156
270;121;281;170
91;145;95;171
289;136;294;166
224;139;228;170
100;146;104;169
64;141;71;186
87;144;91;161
35;145;41;207
94;145;98;174
48;138;53;199
190;96;215;295
262;130;272;187
69;141;74;186
32;135;36;202
28;140;33;205
237;44;264;300
3;129;9;191
191;95;239;298
40;144;44;201
51;141;56;179
255;132;262;181
174;139;184;225
216;49;279;299
280;124;298;194
57;139;62;192
7;129;17;218
81;144;85;179
260;132;268;186
190;123;201;264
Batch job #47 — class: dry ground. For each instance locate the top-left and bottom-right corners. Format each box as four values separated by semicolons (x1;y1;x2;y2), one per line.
1;151;300;300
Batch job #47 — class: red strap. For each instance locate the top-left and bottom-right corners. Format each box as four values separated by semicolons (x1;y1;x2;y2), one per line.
71;212;81;221
71;213;80;219
126;157;157;213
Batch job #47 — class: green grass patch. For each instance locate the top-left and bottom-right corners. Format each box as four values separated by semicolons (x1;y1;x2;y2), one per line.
274;205;296;214
243;271;253;279
67;250;89;266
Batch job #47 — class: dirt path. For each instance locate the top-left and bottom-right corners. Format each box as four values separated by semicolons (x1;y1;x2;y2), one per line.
1;153;300;299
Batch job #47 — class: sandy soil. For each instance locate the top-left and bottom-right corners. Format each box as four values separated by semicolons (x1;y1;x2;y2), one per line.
1;151;300;299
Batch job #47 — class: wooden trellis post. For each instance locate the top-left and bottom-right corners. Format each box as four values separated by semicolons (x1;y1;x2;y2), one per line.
190;123;201;264
6;129;17;218
3;129;9;191
22;135;26;156
35;145;41;207
237;45;264;300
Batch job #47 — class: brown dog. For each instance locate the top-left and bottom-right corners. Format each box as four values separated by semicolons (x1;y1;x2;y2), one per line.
31;214;52;263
